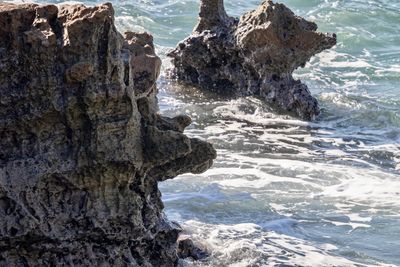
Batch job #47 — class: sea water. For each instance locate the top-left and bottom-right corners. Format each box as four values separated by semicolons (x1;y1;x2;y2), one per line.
11;0;400;266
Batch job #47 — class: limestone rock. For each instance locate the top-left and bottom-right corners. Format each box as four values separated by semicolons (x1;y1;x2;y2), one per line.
0;3;216;266
168;0;337;120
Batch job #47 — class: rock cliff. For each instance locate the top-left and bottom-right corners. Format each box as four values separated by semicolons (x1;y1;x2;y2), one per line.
168;0;337;120
0;3;216;266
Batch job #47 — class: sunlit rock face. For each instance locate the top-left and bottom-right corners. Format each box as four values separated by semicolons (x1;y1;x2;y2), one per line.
168;0;336;120
0;3;216;266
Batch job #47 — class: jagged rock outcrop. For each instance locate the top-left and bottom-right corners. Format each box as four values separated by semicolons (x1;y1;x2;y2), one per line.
168;0;337;120
0;3;216;266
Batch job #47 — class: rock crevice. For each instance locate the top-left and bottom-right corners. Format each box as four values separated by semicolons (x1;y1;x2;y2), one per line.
0;3;216;266
168;0;337;120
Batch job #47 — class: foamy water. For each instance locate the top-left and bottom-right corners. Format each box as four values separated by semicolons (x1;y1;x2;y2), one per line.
159;85;400;266
12;0;400;265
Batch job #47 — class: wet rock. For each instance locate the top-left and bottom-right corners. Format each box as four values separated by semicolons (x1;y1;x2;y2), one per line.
168;0;337;120
177;238;209;260
0;3;216;266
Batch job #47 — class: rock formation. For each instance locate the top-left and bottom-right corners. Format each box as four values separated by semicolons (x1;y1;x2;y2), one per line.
0;3;216;266
168;0;337;120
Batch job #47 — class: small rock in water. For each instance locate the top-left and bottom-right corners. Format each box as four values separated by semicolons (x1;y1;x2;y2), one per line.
168;0;337;120
178;237;209;260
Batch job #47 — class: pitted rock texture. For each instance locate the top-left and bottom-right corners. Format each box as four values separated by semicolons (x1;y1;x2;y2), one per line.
168;0;337;120
0;3;216;266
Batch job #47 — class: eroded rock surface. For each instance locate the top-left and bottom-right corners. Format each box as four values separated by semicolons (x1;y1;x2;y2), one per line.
0;3;216;266
168;0;336;120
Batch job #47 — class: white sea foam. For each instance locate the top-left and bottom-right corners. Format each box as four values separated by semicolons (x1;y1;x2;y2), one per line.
154;84;400;264
177;221;389;267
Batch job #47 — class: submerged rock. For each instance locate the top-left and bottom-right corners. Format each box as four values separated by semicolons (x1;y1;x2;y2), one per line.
177;237;208;260
0;3;216;266
168;0;336;120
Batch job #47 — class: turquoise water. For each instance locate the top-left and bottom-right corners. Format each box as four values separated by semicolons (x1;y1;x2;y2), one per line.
17;0;400;265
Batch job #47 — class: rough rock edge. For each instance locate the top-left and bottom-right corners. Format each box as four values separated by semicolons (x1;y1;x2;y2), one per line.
168;0;337;120
0;3;216;266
